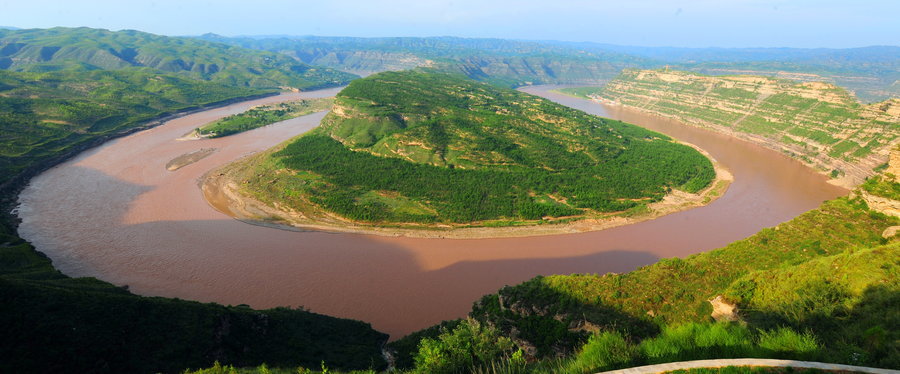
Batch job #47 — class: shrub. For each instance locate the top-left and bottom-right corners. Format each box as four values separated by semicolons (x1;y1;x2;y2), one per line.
414;319;515;374
757;327;820;360
564;331;636;373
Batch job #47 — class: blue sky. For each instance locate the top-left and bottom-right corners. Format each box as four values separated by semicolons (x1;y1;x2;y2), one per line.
2;0;898;48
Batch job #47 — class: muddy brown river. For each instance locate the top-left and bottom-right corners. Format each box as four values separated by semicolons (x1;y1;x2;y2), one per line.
16;85;846;339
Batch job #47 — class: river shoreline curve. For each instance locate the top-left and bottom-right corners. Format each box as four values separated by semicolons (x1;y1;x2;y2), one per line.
202;138;733;239
16;84;847;339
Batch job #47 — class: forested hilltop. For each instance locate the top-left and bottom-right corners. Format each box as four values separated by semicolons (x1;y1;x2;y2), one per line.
220;70;715;232
0;27;358;89
0;27;388;373
561;69;900;186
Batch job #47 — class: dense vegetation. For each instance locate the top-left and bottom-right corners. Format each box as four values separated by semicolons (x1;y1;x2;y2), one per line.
242;70;714;226
386;190;899;372
0;27;358;89
197;98;334;138
562;70;900;181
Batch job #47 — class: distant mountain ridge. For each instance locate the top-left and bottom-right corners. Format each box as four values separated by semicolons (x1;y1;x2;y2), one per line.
0;27;358;89
196;33;899;101
194;34;656;87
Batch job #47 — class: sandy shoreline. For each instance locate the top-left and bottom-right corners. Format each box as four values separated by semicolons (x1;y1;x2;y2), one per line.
201;139;733;239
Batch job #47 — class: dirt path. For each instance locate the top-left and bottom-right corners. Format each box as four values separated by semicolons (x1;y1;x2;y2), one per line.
597;359;900;374
730;92;771;128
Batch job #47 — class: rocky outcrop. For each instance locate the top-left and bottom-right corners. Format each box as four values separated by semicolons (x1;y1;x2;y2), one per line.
887;146;900;177
860;145;900;217
709;295;740;322
862;192;900;217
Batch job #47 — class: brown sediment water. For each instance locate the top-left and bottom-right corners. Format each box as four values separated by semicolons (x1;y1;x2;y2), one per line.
16;85;847;339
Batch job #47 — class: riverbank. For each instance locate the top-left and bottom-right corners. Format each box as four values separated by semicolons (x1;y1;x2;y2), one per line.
550;85;893;190
202;127;732;240
0;91;279;233
596;98;864;189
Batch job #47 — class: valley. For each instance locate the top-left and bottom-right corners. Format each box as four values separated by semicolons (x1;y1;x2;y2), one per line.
0;19;896;373
16;84;845;343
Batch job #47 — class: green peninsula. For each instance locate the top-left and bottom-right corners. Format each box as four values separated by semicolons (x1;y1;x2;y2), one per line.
213;70;718;235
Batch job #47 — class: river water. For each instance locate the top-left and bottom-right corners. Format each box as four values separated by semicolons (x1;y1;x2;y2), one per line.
16;85;846;339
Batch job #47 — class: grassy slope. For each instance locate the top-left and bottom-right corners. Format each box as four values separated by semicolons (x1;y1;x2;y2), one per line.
385;193;898;369
563;70;900;179
241;70;714;226
860;175;900;200
0;27;358;89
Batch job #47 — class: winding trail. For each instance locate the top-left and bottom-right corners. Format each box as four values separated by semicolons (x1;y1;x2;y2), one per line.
597;359;900;374
16;85;847;339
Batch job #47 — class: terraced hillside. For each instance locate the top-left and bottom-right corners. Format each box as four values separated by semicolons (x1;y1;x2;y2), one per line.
570;69;900;186
0;27;357;89
219;70;716;232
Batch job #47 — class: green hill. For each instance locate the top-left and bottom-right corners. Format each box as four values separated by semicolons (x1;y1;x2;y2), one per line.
561;69;900;185
227;70;714;228
0;27;357;89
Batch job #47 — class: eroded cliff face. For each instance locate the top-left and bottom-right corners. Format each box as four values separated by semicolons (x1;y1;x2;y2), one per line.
860;147;900;219
596;69;900;186
888;145;900;177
